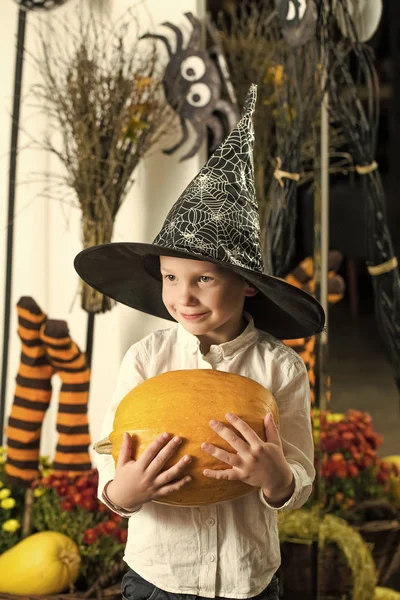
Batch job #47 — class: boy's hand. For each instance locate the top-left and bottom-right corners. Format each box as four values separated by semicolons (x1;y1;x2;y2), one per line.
201;412;294;506
107;432;192;511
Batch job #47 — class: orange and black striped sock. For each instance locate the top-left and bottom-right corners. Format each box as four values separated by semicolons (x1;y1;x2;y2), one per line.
5;297;54;486
41;320;92;474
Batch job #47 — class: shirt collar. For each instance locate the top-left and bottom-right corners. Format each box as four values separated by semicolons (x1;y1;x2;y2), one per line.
176;312;259;359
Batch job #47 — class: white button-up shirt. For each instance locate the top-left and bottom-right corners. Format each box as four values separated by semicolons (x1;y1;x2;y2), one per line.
97;314;315;598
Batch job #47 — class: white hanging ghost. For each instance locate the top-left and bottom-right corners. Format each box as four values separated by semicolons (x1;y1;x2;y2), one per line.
335;0;383;42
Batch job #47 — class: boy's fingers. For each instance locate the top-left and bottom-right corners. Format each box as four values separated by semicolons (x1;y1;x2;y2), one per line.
139;432;174;471
117;432;134;468
264;413;280;445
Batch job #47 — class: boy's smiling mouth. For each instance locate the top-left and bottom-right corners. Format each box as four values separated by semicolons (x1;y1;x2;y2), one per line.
180;312;209;320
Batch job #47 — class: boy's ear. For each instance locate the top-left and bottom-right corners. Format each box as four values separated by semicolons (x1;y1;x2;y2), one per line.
244;280;258;297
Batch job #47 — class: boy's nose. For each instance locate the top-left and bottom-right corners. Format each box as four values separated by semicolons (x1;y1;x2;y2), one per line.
178;285;198;305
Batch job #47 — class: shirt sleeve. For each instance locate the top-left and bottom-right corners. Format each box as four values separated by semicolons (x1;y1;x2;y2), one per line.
96;342;148;515
258;356;315;511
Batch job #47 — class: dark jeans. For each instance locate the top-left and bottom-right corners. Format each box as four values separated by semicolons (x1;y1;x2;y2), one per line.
121;568;279;600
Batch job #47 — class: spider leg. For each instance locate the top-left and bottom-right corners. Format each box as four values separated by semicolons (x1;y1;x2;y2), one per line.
163;117;190;155
206;115;224;152
184;12;202;50
140;33;172;57
160;22;184;53
214;99;240;132
179;124;205;162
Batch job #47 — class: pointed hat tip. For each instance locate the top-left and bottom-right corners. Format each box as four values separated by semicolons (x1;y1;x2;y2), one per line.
242;83;257;119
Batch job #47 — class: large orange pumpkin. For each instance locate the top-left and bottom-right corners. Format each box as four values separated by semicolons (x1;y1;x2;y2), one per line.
95;369;279;506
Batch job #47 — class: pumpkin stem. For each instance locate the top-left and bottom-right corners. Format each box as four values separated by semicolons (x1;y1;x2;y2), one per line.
93;436;112;454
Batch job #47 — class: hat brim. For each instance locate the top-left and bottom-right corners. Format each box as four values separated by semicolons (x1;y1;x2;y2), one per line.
74;243;325;340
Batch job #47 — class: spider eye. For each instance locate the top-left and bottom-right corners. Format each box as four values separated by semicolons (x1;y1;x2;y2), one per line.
186;83;211;108
286;0;307;21
180;56;206;82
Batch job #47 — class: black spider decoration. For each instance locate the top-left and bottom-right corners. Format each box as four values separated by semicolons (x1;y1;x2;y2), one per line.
276;0;317;47
141;12;238;162
14;0;69;9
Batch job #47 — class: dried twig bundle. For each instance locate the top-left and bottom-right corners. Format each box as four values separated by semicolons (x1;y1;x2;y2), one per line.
31;6;174;313
217;0;281;252
265;36;323;277
216;1;351;274
326;0;400;394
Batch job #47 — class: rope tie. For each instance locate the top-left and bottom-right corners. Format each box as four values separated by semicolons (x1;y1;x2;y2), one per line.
367;257;398;276
355;161;378;175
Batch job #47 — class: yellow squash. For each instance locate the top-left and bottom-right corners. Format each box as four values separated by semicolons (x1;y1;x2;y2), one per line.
0;531;80;594
382;455;400;470
375;587;400;600
95;369;279;506
381;455;400;506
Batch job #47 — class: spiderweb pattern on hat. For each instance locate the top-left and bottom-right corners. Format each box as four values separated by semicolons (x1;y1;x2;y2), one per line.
153;84;264;274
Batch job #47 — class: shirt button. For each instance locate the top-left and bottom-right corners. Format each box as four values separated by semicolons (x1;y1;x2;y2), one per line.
206;518;215;526
208;553;216;562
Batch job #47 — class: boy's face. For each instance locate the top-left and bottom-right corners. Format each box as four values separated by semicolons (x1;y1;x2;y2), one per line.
160;256;257;344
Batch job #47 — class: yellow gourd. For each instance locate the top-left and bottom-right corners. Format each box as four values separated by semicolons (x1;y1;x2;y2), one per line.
381;455;400;470
381;455;400;506
0;531;80;594
375;587;400;600
95;369;279;506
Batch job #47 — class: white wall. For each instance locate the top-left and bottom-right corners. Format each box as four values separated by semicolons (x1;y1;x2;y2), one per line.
0;0;206;459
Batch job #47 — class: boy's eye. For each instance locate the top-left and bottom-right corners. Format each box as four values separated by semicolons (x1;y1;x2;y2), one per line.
164;274;176;282
199;276;213;283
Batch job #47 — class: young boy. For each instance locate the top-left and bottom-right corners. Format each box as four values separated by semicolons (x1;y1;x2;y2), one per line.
74;85;325;600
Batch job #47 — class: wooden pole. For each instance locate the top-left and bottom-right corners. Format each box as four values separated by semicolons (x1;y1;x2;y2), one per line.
21;488;34;538
388;0;400;261
0;8;27;445
85;312;95;370
312;8;330;597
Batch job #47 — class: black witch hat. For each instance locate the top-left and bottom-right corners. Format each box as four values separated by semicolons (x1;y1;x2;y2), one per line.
74;84;324;339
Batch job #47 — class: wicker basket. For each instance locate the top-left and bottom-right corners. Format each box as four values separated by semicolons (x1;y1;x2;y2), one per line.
279;540;354;600
357;519;400;587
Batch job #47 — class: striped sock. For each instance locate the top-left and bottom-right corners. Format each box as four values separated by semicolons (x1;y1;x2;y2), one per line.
5;297;54;486
284;253;345;406
41;320;92;474
283;336;316;404
284;261;316;404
